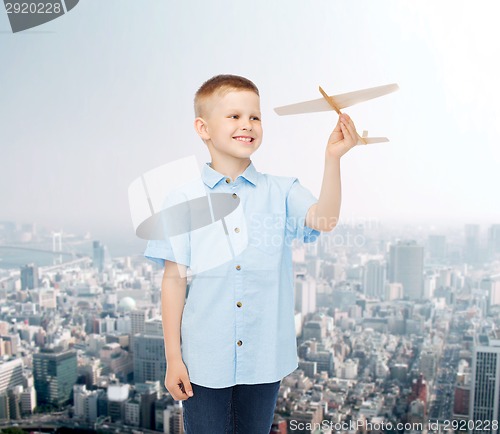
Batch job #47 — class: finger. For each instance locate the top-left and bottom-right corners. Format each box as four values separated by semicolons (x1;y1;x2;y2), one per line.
168;376;190;400
340;120;352;142
167;381;184;401
341;119;357;145
180;374;194;398
342;114;356;136
333;116;342;133
342;113;354;126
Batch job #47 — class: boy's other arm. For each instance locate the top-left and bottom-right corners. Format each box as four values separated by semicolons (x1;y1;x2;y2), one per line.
161;260;193;399
306;113;358;232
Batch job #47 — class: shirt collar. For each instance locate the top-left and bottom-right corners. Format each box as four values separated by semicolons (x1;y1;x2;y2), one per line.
202;161;258;188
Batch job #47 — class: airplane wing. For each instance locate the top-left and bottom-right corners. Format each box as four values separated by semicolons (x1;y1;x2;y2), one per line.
359;137;390;145
274;83;399;116
358;130;389;145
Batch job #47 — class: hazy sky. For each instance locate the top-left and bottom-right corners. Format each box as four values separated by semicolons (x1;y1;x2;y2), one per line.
1;0;499;242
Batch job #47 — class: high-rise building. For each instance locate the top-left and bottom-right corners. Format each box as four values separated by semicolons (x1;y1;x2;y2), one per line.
107;383;129;423
470;331;500;432
144;317;163;336
165;403;184;434
488;224;500;256
92;240;106;272
419;350;436;382
130;309;150;336
20;386;36;415
409;374;428;407
133;333;166;386
73;384;100;422
454;370;470;419
464;224;481;264
124;397;140;426
154;397;171;432
305;351;334;377
0;393;8;419
295;275;316;318
363;259;386;299
388;241;424;300
20;263;38;290
139;388;158;430
0;358;23;395
33;347;77;406
427;234;447;262
480;277;500;312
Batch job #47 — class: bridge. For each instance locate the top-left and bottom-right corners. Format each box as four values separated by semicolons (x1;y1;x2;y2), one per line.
0;245;77;257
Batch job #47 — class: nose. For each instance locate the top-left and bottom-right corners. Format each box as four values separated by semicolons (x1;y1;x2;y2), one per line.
240;119;252;131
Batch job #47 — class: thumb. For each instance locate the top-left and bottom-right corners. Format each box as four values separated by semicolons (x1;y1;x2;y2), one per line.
181;374;194;397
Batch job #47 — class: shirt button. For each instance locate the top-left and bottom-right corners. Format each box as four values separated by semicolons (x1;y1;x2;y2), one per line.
225;178;231;183
236;302;242;308
237;340;243;346
235;265;241;271
234;227;240;233
232;193;237;199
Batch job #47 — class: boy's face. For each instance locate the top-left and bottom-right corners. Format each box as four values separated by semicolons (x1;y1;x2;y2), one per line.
196;90;263;162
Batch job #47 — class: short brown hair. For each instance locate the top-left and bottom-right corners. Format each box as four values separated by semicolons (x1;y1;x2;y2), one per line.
194;74;259;117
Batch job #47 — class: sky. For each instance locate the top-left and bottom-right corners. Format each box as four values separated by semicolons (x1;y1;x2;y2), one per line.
1;0;499;245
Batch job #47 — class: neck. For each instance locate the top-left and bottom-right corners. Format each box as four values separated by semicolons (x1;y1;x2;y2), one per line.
209;156;251;181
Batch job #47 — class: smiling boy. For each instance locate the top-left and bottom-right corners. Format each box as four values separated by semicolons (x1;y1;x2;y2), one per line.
144;74;358;433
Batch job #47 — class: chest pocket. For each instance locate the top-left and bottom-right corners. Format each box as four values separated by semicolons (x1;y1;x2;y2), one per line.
248;212;285;255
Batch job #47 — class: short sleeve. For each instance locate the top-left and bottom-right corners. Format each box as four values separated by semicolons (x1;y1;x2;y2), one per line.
285;178;320;243
143;191;191;268
144;236;190;268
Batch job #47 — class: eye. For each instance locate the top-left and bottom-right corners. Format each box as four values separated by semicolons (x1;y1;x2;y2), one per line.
228;115;239;119
251;116;260;121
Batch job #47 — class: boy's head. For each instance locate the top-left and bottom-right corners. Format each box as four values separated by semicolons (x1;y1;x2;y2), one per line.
194;74;259;118
194;75;263;163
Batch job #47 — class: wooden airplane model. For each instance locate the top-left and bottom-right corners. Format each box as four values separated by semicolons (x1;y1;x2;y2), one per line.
274;83;399;144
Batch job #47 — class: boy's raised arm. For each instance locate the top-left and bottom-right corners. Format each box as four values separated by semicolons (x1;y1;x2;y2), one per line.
306;113;358;232
161;260;193;400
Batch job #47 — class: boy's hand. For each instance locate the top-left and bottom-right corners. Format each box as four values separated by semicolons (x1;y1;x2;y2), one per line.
165;359;194;401
326;113;358;159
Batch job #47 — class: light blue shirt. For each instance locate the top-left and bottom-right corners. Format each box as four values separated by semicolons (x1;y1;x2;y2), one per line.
144;161;320;388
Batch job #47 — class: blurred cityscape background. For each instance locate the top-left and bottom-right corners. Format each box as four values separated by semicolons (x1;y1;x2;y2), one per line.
0;219;499;433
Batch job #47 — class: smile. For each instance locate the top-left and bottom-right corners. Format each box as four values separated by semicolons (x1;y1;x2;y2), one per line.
233;136;254;143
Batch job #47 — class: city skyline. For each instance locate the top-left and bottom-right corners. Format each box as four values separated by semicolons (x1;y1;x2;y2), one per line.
1;214;499;431
1;0;500;236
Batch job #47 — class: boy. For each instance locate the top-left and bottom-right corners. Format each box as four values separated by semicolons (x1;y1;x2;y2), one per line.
144;74;358;433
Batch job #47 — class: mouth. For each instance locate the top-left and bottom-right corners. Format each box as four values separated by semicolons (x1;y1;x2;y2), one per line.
233;136;255;144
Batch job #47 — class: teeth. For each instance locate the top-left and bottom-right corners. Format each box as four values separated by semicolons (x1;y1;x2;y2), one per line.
234;137;252;142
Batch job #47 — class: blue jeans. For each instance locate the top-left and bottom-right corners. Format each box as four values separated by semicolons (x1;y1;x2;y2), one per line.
182;380;281;434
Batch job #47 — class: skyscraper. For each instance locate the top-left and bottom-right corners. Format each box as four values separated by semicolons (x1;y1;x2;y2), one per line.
295;275;316;317
363;259;386;299
388;241;424;300
427;234;447;263
480;277;500;312
464;224;481;264
132;318;165;389
133;329;166;387
92;240;106;272
33;347;77;406
470;331;500;433
488;224;500;257
20;263;38;290
130;309;150;336
0;358;23;395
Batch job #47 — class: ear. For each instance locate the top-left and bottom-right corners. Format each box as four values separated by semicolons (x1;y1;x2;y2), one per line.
194;117;210;140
